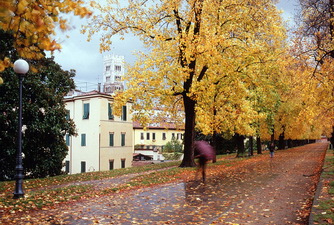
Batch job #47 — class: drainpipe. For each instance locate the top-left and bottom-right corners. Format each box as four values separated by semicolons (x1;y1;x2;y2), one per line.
99;133;101;171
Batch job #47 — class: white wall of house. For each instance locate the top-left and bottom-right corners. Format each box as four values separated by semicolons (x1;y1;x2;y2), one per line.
63;92;133;174
99;100;133;170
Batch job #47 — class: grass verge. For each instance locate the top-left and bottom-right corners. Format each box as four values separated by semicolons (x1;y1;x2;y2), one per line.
0;153;243;215
312;151;334;224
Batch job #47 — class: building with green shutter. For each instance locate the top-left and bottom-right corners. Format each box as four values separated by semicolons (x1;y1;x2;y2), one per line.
63;90;133;174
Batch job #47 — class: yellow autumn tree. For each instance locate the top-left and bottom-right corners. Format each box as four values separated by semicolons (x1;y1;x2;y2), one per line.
195;31;287;141
273;53;312;145
0;0;92;83
270;46;332;149
294;0;334;143
85;0;287;166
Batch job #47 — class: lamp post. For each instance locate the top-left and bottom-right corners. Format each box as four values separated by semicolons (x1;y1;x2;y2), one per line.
13;59;29;199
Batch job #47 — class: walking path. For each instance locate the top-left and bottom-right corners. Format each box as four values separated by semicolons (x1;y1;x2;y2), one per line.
1;142;328;224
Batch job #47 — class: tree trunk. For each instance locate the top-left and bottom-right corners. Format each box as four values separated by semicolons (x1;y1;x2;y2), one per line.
278;132;285;150
330;0;334;53
287;139;292;148
270;132;275;150
256;136;262;154
236;133;245;157
249;136;254;156
179;95;196;167
330;126;334;149
211;106;217;162
271;132;275;144
211;131;217;163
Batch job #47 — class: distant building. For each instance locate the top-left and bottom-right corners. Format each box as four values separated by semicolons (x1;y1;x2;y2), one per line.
133;121;184;160
63;54;185;171
103;54;125;93
63;90;133;174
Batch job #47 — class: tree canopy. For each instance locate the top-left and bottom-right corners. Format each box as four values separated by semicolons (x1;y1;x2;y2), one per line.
85;0;288;166
0;30;76;180
293;0;334;143
0;0;92;83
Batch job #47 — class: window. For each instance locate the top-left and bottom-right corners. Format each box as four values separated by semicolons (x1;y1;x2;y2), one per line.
162;133;166;140
121;133;126;146
122;105;127;121
146;133;150;140
66;110;70;120
177;133;182;140
81;161;86;173
65;161;70;173
108;103;114;120
109;160;114;170
109;133;114;146
81;134;86;146
152;133;156;141
115;65;121;71
121;158;126;168
106;65;111;71
140;133;144;140
83;103;90;119
66;134;70;146
172;133;175;140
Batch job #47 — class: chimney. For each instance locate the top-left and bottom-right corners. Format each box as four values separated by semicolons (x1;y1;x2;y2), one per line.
98;83;101;92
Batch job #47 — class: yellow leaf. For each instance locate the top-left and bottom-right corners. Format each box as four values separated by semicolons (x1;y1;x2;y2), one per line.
17;0;29;14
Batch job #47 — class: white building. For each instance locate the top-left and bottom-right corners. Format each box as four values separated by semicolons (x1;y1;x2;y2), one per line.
103;54;125;93
63;90;133;174
133;121;184;160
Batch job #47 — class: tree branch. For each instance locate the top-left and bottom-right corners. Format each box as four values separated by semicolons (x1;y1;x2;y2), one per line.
197;65;208;82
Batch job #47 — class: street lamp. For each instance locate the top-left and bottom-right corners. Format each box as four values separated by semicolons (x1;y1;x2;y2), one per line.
13;59;29;199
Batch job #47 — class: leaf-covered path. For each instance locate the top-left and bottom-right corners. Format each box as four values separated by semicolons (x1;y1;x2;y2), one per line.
1;142;328;224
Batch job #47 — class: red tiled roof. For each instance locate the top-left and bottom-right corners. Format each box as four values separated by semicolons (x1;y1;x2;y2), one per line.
133;121;184;130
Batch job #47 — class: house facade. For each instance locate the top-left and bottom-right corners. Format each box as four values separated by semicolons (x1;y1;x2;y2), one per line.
133;121;184;160
63;90;133;174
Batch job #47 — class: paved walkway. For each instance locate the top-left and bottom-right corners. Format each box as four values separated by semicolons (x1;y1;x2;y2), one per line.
1;142;328;224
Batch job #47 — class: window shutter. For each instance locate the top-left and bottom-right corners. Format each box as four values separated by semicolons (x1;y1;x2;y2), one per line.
121;158;126;168
122;105;127;121
83;103;90;119
66;134;70;146
81;161;86;173
109;133;114;146
65;161;70;173
66;110;70;120
81;134;86;146
108;103;114;120
109;160;114;170
121;133;126;146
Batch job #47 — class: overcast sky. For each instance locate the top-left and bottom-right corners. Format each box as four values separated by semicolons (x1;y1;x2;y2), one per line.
49;0;300;90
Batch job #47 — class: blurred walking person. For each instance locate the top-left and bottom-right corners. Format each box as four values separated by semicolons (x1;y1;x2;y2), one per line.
194;141;215;183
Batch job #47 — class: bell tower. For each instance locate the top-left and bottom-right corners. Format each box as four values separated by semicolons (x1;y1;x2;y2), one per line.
103;54;125;93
